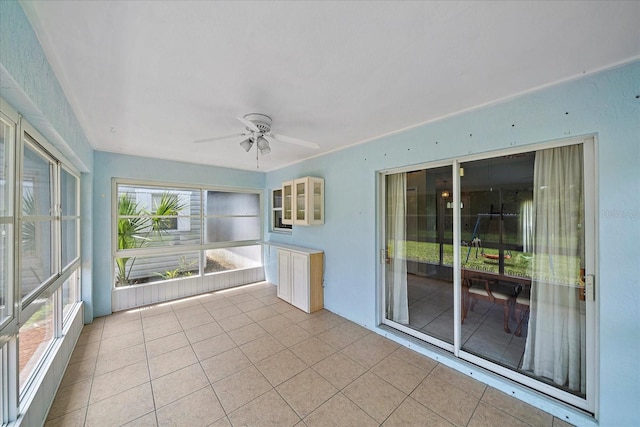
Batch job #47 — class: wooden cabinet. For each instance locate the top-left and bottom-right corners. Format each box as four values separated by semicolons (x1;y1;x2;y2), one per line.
281;176;324;226
275;244;323;313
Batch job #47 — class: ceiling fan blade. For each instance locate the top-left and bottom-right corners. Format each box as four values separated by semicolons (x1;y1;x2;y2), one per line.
193;133;243;144
269;134;320;150
236;116;260;132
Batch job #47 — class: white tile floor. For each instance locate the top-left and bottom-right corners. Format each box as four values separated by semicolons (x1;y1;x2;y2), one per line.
46;282;574;426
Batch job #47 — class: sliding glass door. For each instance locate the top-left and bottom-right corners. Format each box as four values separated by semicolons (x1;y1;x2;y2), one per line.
380;137;595;410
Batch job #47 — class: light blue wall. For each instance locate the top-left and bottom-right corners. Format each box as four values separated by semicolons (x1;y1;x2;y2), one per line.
1;0;95;322
265;61;640;426
92;151;265;317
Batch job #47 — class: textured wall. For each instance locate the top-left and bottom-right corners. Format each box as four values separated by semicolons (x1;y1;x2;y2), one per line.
264;61;640;426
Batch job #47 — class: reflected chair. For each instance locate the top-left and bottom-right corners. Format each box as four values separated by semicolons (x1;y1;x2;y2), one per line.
514;286;530;337
462;277;513;333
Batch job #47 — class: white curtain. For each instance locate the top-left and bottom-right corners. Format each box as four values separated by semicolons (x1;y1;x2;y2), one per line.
386;173;409;324
522;145;586;394
520;199;533;253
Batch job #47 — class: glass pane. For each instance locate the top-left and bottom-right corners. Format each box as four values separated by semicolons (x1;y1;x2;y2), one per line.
205;217;260;243
19;295;54;392
62;269;80;322
1;224;9;322
23;143;53;217
61;218;78;268
60;168;78;216
205;191;260;216
273;189;282;209
21;220;53;299
115;251;200;287
117;186;201;251
205;245;262;273
460;145;586;397
296;182;305;221
385;166;455;344
1;118;13;216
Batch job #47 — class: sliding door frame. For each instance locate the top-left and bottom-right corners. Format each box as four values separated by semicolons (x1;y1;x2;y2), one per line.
377;135;598;414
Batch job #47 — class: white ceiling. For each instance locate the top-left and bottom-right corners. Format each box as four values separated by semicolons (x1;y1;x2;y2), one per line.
20;1;640;172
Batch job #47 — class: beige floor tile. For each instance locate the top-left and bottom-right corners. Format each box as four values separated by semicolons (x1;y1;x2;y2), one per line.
276;368;338;418
60;358;97;387
212;366;272;413
139;303;173;318
236;298;266;312
156;386;225;427
145;331;189;358
239;334;285;363
103;310;141;326
170;296;205;310
99;329;145;356
175;309;215;330
312;352;366;390
69;340;100;364
281;308;314;323
85;382;155;427
121;411;158;426
191;332;236;361
217;312;254;332
341;336;395;369
228;389;300;427
271;300;297;314
431;364;486;398
89;360;150;404
382;397;453;427
202;298;234;313
226;293;255;304
183;321;224;343
289;337;336;365
151;363;210;408
227;322;267;346
174;303;208;318
317;325;362;350
553;417;577;427
391;345;438;373
200;347;252;383
343;372;407;423
148;345;198;379
143;320;183;342
257;295;281;306
255;349;308;386
259;314;294;333
246;306;279;322
468;402;530;427
303;393;378;427
411;375;479;426
102;318;142;339
210;304;243;320
370;354;429;394
76;327;103;347
298;313;344;335
47;378;92;420
335;320;371;339
141;311;178;329
44;407;86;427
271;324;313;348
208;416;232;426
94;343;146;376
482;387;553;427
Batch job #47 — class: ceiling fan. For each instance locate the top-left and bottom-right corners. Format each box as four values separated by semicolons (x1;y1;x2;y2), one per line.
194;113;319;160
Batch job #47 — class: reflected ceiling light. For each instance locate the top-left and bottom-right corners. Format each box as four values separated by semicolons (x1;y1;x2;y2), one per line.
441;190;450;198
239;138;253;152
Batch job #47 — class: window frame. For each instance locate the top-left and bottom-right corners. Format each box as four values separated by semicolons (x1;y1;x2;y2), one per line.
271;188;292;233
112;178;263;288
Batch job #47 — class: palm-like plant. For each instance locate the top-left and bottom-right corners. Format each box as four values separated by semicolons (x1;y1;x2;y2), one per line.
116;191;186;285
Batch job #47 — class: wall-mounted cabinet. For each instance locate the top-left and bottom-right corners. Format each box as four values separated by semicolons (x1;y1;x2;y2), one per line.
282;176;324;226
274;244;324;313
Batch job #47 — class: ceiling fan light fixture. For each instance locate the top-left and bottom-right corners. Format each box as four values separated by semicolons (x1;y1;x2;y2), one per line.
257;136;270;153
239;138;253;152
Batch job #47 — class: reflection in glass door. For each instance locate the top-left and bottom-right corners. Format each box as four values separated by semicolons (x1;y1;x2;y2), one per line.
384;166;454;345
381;138;594;409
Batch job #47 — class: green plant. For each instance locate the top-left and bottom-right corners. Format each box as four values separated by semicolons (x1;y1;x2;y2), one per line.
155;256;198;281
21;187;36;252
116;192;186;286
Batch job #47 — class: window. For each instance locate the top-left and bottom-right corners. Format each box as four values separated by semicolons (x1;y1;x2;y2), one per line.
114;182;262;287
1;111;15;330
272;188;292;232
